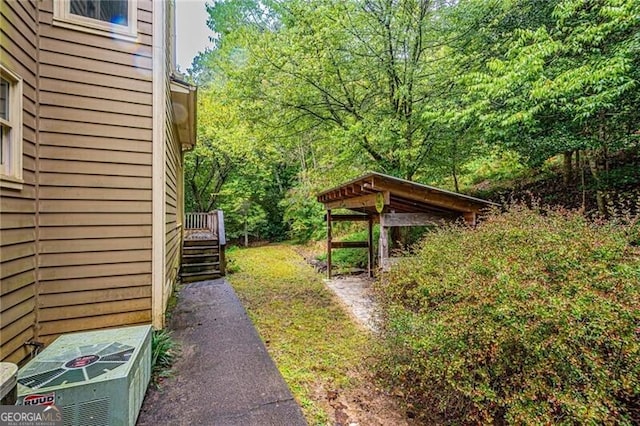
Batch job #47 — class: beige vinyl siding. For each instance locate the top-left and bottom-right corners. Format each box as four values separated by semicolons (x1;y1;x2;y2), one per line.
34;0;154;343
1;0;182;362
0;0;38;364
165;105;181;302
164;0;181;314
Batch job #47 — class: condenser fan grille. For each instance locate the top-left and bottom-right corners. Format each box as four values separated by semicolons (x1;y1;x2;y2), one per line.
19;368;66;388
45;370;85;388
18;342;135;389
100;349;133;362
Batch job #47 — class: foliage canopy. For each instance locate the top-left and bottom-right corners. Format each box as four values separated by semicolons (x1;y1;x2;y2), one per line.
184;0;640;241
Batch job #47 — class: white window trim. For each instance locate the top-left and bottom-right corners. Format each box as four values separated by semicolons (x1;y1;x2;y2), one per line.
0;64;23;190
53;0;138;41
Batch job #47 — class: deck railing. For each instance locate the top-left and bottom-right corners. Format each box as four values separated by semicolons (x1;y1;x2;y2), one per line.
185;212;215;233
184;210;226;245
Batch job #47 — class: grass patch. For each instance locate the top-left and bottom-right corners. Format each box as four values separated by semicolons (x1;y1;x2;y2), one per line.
227;244;370;425
164;284;181;321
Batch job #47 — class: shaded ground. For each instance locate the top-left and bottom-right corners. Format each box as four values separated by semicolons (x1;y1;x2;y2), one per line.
471;149;640;216
137;279;306;426
228;245;411;425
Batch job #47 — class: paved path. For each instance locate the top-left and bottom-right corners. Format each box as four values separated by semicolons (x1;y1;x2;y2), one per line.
324;274;378;332
137;279;307;426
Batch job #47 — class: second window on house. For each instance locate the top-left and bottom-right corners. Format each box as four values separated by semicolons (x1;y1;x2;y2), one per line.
0;65;23;188
54;0;137;39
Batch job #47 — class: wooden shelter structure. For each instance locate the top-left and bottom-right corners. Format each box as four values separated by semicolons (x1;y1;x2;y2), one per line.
317;172;498;278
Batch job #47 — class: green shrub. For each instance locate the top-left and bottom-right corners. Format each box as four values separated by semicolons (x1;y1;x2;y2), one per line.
151;329;179;386
376;206;640;424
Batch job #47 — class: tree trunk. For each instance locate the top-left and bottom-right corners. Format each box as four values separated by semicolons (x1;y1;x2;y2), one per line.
452;164;459;193
588;149;607;216
452;139;460;193
590;117;609;216
563;151;573;186
578;151;586;211
244;216;249;247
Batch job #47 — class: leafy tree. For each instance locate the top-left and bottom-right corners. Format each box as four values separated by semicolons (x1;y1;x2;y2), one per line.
184;83;251;212
205;0;485;180
185;0;640;241
462;0;640;213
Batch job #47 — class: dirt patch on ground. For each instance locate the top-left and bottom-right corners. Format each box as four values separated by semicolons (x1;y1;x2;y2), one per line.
294;244;379;331
311;371;413;426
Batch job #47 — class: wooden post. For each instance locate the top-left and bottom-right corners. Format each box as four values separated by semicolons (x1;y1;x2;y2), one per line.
217;210;227;275
216;210;226;245
327;209;332;279
219;243;226;276
379;214;389;271
463;211;477;227
208;211;217;236
367;215;374;278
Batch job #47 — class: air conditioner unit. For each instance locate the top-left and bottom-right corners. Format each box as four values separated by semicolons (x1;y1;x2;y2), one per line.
16;325;152;426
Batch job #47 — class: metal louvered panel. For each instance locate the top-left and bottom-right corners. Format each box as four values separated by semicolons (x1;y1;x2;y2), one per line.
78;398;109;426
62;405;75;426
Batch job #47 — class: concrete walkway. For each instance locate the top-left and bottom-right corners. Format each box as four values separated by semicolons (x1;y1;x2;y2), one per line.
137;279;307;426
324;274;378;332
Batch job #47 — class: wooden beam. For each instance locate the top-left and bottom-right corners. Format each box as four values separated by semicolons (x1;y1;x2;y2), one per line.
324;214;370;222
371;177;483;213
327;209;332;279
323;192;389;210
331;241;369;249
379;214;389;271
368;217;374;278
380;212;451;227
346;185;356;195
389;195;459;215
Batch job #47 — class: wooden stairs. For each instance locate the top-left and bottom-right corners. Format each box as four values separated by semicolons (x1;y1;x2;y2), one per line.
181;239;224;283
181;211;227;283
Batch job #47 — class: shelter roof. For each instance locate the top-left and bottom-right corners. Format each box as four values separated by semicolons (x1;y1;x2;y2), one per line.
317;172;497;218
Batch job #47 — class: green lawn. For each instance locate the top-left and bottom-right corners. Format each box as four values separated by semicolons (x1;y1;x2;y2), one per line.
226;244;370;424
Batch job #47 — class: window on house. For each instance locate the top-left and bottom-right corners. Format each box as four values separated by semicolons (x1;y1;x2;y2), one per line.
0;66;23;189
54;0;137;39
1;78;9;166
70;0;129;26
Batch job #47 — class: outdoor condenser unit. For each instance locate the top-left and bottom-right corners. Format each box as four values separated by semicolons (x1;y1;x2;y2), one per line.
16;325;152;426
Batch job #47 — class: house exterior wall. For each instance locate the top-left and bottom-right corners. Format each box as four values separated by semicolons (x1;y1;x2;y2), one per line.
164;2;182;320
0;0;186;365
35;0;154;344
164;106;182;312
0;0;39;364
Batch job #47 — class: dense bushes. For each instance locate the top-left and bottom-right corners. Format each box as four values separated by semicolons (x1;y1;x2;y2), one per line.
376;207;640;424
